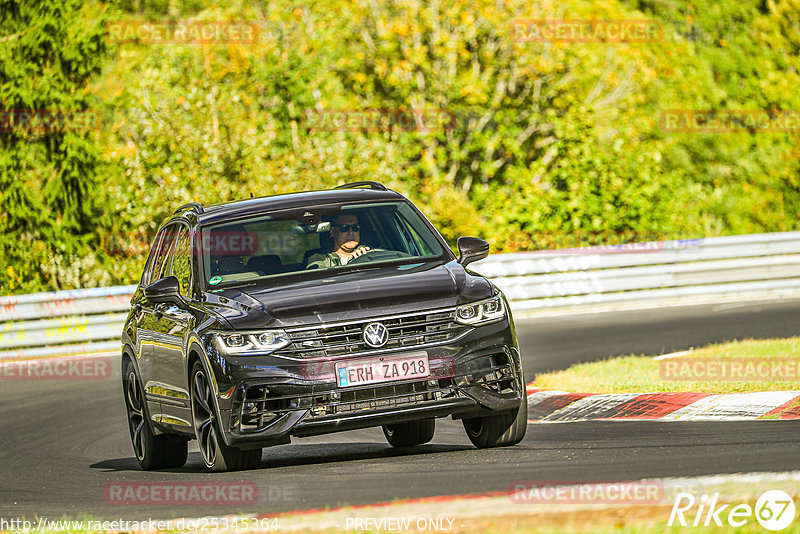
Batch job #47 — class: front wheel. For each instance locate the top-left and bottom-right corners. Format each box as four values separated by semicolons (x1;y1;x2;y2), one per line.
462;395;528;449
190;361;261;472
382;419;435;447
123;359;187;470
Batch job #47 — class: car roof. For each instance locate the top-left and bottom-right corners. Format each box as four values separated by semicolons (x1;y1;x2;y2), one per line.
176;188;406;226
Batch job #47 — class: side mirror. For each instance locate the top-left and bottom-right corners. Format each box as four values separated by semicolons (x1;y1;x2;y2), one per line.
144;276;182;306
457;237;490;267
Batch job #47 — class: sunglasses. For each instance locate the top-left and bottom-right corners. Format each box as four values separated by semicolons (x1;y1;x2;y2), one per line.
334;224;360;233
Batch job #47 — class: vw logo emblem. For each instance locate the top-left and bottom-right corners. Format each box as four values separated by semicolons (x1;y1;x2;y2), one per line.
363;322;389;348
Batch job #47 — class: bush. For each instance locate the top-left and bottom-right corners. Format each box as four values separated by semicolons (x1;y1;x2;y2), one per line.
2;0;799;294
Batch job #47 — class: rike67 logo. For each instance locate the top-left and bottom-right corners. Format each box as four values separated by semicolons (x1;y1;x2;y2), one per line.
669;490;796;530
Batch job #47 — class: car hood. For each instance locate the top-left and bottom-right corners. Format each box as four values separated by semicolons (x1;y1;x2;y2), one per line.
204;260;494;330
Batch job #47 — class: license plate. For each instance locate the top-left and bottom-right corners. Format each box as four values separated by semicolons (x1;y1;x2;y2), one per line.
335;352;429;387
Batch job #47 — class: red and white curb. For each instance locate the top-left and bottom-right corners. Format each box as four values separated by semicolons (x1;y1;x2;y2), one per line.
525;386;800;422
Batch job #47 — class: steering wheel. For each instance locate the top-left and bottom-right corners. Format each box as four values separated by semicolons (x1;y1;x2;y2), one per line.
347;248;410;265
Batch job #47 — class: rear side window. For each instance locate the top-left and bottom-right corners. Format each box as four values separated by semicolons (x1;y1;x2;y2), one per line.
146;224;179;285
170;225;192;297
142;229;166;286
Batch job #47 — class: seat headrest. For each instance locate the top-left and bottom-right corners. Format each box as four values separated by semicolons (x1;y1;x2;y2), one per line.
246;255;282;275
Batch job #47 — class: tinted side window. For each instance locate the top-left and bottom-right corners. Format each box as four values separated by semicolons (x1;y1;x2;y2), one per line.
151;224;179;283
142;229;167;286
395;204;441;255
395;212;434;255
171;225;192;297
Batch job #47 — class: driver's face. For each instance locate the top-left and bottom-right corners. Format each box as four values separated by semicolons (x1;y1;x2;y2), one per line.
331;214;360;252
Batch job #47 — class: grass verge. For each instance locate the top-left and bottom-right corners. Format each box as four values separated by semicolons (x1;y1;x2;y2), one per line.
532;337;800;394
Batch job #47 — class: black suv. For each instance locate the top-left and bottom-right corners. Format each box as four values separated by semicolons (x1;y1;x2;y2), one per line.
121;182;527;471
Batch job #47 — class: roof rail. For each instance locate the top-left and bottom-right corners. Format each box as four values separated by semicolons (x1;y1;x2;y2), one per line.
173;202;205;215
334;181;388;191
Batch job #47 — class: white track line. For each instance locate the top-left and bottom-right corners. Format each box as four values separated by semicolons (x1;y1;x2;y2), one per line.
653;349;694;361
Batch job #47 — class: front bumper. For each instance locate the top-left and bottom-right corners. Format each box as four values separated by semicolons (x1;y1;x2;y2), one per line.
206;318;524;449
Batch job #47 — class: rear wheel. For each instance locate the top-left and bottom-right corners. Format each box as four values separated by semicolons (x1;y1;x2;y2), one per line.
123;359;187;470
190;361;261;472
382;419;435;447
462;392;528;449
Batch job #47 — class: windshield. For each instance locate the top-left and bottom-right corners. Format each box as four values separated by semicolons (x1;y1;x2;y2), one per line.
199;201;448;288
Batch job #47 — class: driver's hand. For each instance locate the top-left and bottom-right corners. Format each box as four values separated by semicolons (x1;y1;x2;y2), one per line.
351;245;370;258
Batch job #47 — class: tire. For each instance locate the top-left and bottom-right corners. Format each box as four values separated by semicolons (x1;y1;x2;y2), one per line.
123;358;188;470
462;390;528;449
382;419;435;447
190;361;261;472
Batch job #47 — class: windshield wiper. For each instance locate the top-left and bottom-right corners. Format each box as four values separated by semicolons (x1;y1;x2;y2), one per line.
336;264;383;274
214;281;258;290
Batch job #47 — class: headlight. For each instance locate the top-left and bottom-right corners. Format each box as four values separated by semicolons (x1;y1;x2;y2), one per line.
212;330;291;355
455;295;506;325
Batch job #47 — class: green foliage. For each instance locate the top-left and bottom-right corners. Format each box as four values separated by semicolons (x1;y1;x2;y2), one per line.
623;0;800;235
0;0;112;292
2;0;799;294
474;109;680;251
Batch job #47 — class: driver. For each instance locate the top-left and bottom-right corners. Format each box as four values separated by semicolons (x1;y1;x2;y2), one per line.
306;213;371;268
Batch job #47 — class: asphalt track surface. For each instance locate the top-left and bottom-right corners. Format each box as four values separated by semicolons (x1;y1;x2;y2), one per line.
1;298;799;520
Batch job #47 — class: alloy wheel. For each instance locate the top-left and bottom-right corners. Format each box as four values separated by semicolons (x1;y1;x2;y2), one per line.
125;369;146;461
191;369;218;468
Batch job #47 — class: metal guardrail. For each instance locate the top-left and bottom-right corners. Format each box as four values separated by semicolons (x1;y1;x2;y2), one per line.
0;286;135;360
472;232;800;311
0;285;136;321
1;232;799;360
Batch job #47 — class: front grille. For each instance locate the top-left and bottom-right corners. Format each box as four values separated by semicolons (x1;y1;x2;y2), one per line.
237;379;457;430
275;308;467;359
327;381;444;416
